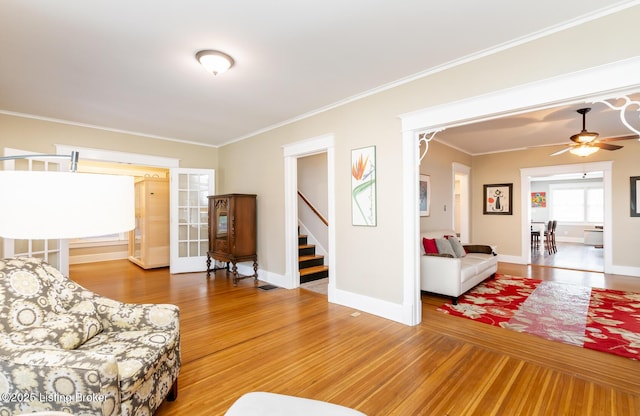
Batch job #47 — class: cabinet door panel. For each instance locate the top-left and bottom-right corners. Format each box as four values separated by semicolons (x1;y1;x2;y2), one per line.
215;239;229;252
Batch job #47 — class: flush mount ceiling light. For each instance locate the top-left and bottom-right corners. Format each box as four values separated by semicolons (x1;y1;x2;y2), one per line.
196;50;235;76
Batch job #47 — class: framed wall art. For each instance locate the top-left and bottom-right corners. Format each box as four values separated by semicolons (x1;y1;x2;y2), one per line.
419;174;431;216
531;191;546;208
351;146;377;226
483;183;513;215
631;176;640;217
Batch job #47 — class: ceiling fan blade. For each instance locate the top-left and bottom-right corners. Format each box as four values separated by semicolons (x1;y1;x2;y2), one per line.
550;147;572;156
600;134;639;142
594;142;623;151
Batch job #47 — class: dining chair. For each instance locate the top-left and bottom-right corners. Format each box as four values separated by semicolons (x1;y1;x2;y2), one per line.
544;220;554;255
531;225;540;250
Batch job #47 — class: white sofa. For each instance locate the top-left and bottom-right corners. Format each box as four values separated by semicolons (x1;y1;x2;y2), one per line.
420;230;497;304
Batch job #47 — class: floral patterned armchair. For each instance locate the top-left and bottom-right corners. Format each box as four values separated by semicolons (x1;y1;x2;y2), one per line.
0;257;180;415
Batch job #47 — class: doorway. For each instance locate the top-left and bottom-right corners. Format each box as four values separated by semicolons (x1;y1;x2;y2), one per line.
297;153;330;291
453;163;470;243
521;162;612;273
69;161;169;266
55;145;215;274
283;134;335;294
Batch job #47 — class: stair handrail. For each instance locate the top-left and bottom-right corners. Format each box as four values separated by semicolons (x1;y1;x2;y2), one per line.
297;190;328;226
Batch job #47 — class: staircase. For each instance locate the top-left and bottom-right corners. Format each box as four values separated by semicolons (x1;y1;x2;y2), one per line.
298;233;328;283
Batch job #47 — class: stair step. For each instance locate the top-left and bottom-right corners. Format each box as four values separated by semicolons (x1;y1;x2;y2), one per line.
299;254;324;269
299;265;328;276
300;265;329;283
299;254;323;261
298;244;316;256
297;233;327;283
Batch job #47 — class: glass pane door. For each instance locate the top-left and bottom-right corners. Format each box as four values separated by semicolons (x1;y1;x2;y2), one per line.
169;168;214;273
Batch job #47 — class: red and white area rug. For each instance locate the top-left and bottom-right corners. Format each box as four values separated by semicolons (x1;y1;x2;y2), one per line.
437;274;640;360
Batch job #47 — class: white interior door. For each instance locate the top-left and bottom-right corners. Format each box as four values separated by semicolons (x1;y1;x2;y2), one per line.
169;168;215;273
2;148;69;274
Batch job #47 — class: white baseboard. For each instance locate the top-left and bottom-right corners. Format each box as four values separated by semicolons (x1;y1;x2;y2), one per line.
70;251;128;264
556;236;583;243
235;262;411;324
610;265;640;278
329;286;408;324
232;262;293;288
497;254;524;264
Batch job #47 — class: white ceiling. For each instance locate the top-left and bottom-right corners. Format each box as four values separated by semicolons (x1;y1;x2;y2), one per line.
437;95;640;156
0;1;638;152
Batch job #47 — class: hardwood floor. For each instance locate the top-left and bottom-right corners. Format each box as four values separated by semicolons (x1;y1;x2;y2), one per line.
69;260;640;415
531;241;604;272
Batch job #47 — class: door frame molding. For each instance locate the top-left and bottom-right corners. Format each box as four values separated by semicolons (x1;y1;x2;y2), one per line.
55;145;179;168
283;134;335;292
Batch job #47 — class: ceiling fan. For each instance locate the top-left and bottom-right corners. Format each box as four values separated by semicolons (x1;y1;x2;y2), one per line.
551;108;638;156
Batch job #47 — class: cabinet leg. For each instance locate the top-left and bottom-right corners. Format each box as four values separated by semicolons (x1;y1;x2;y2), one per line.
253;260;259;285
206;255;212;278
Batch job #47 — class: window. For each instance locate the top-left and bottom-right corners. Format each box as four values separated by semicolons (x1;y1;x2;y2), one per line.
586;188;604;222
549;182;603;223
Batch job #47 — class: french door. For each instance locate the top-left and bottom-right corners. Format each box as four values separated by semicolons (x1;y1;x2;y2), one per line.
169;168;215;273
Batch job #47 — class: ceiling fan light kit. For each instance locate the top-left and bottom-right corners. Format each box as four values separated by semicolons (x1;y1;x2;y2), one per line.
551;107;637;157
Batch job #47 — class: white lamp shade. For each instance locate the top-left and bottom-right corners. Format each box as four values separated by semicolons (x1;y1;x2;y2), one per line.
0;171;134;240
569;145;599;157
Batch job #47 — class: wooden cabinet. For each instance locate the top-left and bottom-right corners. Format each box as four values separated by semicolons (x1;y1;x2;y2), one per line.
129;177;170;269
206;194;258;285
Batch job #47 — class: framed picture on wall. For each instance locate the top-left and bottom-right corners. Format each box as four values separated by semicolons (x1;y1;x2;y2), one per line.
531;191;546;208
631;176;640;217
483;183;513;215
351;146;377;226
419;175;430;216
